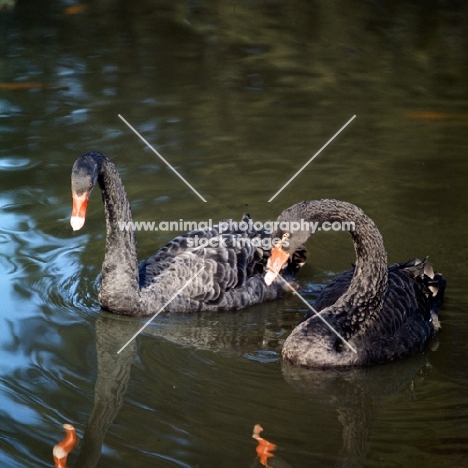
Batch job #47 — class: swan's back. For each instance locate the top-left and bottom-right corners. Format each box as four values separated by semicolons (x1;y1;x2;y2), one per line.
285;258;445;367
138;214;308;313
357;259;443;363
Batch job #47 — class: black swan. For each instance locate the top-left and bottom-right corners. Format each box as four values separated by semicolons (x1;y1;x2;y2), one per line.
264;199;446;368
70;152;306;316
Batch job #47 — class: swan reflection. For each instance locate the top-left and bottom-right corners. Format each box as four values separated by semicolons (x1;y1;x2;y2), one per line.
74;313;139;467
74;304;436;468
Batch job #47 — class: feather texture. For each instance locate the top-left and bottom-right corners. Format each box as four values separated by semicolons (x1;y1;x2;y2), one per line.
71;152;306;316
272;199;445;367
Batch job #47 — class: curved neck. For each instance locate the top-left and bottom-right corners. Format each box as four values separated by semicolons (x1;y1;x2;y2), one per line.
96;156;141;314
293;199;388;320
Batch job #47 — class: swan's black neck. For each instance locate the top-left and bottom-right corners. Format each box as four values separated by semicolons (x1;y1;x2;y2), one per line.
92;153;141;314
278;199;388;331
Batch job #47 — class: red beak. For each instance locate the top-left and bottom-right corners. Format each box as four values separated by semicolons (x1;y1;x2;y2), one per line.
70;190;89;231
264;246;290;285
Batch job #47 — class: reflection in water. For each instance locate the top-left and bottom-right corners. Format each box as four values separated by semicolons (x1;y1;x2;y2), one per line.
74;313;139;467
282;353;434;468
1;1;467;466
74;307;292;467
53;423;79;468
250;424;292;468
144;304;291;362
77;306;436;468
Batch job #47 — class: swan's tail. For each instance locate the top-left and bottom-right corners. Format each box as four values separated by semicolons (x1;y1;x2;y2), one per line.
396;257;446;330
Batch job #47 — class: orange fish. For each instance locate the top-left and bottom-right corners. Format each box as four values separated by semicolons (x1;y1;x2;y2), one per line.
64;4;87;15
405;111;468;121
0;82;48;90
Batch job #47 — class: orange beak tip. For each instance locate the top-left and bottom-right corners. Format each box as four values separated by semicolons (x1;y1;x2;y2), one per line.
71;191;89;231
265;246;290;285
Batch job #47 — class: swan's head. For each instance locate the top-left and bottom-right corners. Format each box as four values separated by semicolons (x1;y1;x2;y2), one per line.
70;153;99;231
265;226;310;285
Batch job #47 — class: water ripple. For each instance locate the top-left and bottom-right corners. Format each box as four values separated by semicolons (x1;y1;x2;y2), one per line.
0;156;39;171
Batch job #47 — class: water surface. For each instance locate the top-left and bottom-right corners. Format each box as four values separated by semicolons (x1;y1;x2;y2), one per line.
1;1;467;467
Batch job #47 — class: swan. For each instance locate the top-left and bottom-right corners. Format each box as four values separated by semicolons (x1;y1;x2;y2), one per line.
264;199;446;368
70;152;307;316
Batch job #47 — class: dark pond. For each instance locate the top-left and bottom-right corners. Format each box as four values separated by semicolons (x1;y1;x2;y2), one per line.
1;1;467;467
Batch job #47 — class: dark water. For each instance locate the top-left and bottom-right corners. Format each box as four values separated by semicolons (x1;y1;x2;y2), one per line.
1;1;468;467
